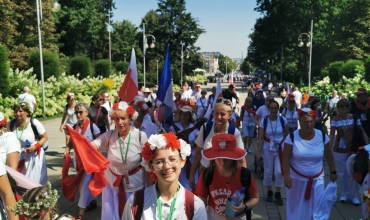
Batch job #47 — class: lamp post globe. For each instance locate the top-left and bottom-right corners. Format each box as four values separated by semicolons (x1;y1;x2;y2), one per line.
150;43;155;48
51;1;61;12
298;41;304;47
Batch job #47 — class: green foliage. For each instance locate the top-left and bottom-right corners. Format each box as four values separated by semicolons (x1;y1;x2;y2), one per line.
29;50;62;80
240;61;251;74
340;60;364;78
364;56;370;82
69;56;93;79
111;21;140;62
321;69;329;78
328;61;344;83
0;45;9;97
94;59;111;78
114;61;129;74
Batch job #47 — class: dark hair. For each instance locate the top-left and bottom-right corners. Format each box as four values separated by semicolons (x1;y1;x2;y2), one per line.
247;91;254;98
203;159;238;183
91;93;103;105
310;98;320;110
267;100;279;109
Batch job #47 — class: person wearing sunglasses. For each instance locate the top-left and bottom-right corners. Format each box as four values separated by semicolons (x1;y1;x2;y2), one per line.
64;102;101;219
60;92;78;146
350;88;370;137
122;133;206;219
89;93;110;134
330;98;368;205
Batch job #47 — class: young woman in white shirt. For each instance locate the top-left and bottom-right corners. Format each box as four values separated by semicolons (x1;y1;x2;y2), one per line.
122;133;207;219
240;97;257;153
195;89;208;118
256;100;289;206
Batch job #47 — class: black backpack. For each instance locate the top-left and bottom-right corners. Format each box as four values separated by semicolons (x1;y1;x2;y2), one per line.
202;167;252;220
352;146;368;184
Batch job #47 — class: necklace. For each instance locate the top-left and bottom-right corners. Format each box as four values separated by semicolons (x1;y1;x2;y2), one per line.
16;119;28;141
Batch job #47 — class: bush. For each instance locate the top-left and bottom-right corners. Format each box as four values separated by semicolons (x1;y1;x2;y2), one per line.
94;59;111;78
340;59;364;79
320;69;329;78
29;50;61;80
207;76;215;82
328;61;344;83
364;56;370;82
0;45;9;97
69;56;93;79
114;61;129;74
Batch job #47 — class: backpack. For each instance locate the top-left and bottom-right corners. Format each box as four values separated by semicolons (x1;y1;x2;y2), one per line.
203;121;236;142
10;118;48;151
203;167;252;219
132;187;194;220
263;115;285;135
352;146;368;184
172;123;198;143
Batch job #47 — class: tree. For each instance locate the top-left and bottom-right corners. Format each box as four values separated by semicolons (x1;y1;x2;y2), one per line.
240;60;251;75
29;50;62;80
111;20;140;62
0;45;10;97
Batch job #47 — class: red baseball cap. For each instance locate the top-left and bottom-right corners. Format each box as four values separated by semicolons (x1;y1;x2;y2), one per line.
101;92;109;98
202;134;246;160
356;88;367;95
229;83;236;88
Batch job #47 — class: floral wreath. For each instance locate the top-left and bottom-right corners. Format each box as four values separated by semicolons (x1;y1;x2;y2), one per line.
134;100;149;114
141;133;191;172
363;188;370;202
0;112;6;127
112;101;138;120
297;108;318;118
14;102;33;115
7;182;59;217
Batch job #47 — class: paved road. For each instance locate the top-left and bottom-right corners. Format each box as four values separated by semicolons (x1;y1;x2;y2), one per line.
40;81;362;219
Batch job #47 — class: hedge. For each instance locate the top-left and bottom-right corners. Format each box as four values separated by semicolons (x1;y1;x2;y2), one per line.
69;56;93;79
94;59;111;78
29;50;61;80
0;45;9;97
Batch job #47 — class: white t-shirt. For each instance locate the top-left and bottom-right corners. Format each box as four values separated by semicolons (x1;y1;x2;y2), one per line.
256;105;270;122
326;95;340;109
122;183;206;220
18;93;37;111
63;105;78;126
282;108;298;129
242;106;256;126
181;91;191;100
195;122;243;167
259;116;287;148
92;128;147;192
11;118;46;151
293;91;302;104
284;129;329;179
196;97;208;118
0;132;21;165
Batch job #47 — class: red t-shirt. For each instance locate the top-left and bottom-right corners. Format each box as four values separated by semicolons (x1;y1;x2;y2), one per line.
194;166;258;216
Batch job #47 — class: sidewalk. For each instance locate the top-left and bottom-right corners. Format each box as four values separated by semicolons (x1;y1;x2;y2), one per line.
40;82;363;219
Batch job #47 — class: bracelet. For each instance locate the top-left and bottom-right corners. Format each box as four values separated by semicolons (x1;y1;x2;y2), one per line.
330;171;337;174
34;142;41;150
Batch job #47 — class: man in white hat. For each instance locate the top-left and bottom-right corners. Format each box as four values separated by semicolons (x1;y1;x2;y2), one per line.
18;86;37;112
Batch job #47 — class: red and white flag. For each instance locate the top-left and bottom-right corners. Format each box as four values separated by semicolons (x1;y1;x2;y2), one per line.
119;48;138;103
204;78;223;119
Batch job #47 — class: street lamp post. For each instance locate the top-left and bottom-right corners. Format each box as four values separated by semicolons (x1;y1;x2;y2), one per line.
143;23;155;88
156;60;159;86
124;53;126;62
180;43;190;87
298;20;313;93
224;60;229;75
37;0;61;117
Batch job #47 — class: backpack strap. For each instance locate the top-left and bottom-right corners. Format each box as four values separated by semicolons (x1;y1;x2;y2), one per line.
290;132;294;142
10;119;16;131
90;120;95;137
184;188;195;220
227;123;236;134
132;188;145;220
322;130;325;143
263;116;268;134
203;121;214;142
30;118;40;140
203;170;214;192
279;116;285;128
240;167;251;202
172;123;181;133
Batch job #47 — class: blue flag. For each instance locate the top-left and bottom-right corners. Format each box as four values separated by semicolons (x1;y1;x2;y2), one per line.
157;44;174;131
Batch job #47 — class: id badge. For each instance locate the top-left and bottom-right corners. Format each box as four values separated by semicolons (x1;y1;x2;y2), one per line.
361;113;367;121
339;138;347;149
122;168;131;189
269;141;278;151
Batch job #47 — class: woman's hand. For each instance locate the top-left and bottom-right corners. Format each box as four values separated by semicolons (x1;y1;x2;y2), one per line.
256;153;263;163
64;147;70;156
59;124;64;132
63;125;70;135
284;175;292;189
231;202;246;215
329;173;338;182
26;145;37;154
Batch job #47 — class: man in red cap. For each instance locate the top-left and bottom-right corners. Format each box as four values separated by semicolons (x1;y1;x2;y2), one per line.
222;83;239;104
350;88;370;136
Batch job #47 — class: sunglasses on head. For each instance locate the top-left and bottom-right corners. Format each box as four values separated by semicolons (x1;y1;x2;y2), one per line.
216;98;232;106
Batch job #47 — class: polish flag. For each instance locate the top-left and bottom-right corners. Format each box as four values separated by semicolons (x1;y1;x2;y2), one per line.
119;49;138;103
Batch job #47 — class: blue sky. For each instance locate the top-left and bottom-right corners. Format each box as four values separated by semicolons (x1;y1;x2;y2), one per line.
112;0;261;59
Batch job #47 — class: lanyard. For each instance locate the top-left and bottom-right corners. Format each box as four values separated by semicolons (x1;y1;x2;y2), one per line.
214;122;228;134
269;117;278;138
157;186;179;220
118;130;131;164
340;114;348;136
16;119;28;141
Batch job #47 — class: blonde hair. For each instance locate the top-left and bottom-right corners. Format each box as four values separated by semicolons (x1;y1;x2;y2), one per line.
214;102;233;113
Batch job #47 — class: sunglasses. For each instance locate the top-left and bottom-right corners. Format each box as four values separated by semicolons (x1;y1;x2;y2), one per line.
75;111;85;115
338;105;349;108
96;98;103;101
216;98;232;106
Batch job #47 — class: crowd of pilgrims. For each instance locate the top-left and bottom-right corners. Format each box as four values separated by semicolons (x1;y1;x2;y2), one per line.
2;82;370;220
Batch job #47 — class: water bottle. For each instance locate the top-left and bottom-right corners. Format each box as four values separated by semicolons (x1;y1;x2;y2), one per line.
25;140;31;148
233;187;245;206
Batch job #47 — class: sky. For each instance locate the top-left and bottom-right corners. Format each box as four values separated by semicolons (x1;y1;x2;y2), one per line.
112;0;261;59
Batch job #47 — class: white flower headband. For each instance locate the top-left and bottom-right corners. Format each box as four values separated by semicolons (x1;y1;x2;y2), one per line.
112;101;138;120
141;133;191;172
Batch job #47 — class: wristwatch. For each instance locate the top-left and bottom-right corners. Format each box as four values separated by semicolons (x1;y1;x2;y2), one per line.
330;171;337;174
244;204;249;212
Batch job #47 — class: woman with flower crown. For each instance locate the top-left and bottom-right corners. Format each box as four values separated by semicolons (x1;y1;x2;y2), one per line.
91;101;149;220
122;132;206;220
9;102;48;185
